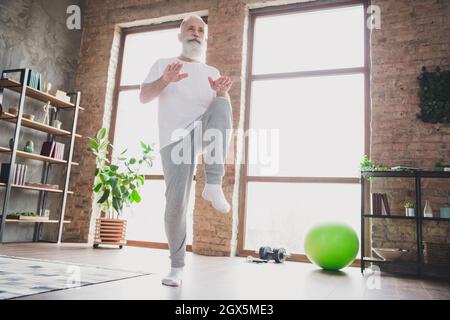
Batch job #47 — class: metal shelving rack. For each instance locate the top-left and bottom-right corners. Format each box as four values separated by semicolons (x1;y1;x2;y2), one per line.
360;170;450;276
0;68;82;244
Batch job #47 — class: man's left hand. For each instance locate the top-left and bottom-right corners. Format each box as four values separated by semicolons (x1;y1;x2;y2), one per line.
208;76;233;97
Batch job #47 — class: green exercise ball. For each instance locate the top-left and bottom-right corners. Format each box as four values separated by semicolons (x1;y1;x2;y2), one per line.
304;223;359;271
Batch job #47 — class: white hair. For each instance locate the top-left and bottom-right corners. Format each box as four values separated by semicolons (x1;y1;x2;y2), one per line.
180;13;208;36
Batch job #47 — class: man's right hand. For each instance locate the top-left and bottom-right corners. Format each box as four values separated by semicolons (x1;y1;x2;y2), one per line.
163;62;189;83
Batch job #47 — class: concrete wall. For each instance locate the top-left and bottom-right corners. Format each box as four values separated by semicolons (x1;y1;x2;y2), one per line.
0;0;84;242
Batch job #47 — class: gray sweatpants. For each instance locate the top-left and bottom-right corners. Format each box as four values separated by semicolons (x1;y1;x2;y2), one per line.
160;96;233;268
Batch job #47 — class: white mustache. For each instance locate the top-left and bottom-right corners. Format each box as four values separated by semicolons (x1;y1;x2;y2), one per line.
186;38;202;44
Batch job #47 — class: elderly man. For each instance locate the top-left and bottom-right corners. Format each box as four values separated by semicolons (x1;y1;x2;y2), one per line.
139;14;233;287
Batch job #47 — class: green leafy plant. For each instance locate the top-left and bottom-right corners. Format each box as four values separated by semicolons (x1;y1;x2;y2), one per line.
51;119;62;128
417;66;450;124
88;128;154;219
7;212;39;217
359;155;389;172
404;201;415;209
436;161;450;168
360;155;376;171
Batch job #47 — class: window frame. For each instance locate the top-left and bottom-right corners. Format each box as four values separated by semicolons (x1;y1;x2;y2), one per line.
238;0;371;263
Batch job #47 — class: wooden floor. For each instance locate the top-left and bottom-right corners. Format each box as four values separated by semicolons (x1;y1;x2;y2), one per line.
1;243;449;300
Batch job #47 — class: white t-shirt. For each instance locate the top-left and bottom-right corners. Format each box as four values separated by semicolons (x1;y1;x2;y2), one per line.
141;57;221;151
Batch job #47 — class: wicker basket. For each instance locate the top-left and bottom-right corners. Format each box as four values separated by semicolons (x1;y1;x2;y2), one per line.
93;218;127;249
423;242;450;266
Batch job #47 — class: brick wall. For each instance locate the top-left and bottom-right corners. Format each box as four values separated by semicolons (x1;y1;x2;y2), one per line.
370;0;450;273
65;0;316;250
371;0;450;167
64;0;251;250
66;0;450;264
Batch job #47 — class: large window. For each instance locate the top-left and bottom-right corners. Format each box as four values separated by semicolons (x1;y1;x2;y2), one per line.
112;22;202;248
241;3;368;259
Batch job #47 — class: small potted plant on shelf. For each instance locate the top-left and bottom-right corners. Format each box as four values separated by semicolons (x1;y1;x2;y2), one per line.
88;127;154;249
436;161;450;172
359;155;390;172
51;119;62;129
404;201;415;217
6;212;49;221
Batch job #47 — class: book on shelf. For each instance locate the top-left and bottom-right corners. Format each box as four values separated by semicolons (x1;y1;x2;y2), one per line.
13;164;20;185
22;165;28;185
40;141;55;157
16;164;22;185
60;142;65;160
19;164;24;185
26;70;42;91
371;193;390;216
6;214;49;221
40;141;64;160
55;142;60;159
27;70;34;89
0;164;12;184
371;193;379;215
55;142;64;160
0;163;27;185
381;193;391;216
15;164;27;185
55;90;71;103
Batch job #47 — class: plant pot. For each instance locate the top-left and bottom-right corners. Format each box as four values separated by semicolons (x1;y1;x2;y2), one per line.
93;218;127;249
51;120;62;129
23;114;35;121
8;107;18;116
405;208;415;217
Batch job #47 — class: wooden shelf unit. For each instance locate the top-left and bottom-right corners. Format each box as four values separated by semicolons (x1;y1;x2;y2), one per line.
0;182;74;194
0;78;83;110
1;217;71;224
0;68;81;244
363;214;416;220
0;146;79;166
0;111;82;138
360;170;450;277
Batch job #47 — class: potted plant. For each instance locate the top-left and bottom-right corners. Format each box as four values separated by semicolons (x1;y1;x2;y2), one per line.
88;128;154;249
404;201;415;217
359;155;390;172
51;119;62;129
436;161;450;172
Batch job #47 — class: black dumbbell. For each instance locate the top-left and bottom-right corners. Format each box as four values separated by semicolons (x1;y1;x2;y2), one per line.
258;246;288;263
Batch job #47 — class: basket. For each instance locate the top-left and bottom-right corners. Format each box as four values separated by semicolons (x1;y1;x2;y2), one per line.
423;242;450;266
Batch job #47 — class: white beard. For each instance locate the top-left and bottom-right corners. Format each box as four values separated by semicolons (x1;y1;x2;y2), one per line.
181;38;205;60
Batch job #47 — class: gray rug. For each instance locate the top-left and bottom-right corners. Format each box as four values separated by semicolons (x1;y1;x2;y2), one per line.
0;255;150;299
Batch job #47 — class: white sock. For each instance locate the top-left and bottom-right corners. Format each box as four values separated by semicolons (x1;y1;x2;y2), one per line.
201;184;230;213
162;267;183;287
